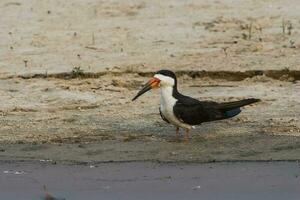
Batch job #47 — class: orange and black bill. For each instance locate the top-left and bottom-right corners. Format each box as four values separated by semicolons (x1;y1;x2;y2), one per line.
132;77;160;101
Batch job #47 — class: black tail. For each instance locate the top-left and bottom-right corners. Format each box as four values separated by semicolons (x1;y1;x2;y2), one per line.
217;98;260;119
218;98;260;111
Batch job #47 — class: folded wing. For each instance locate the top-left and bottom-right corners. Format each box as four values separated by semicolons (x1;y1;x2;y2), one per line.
173;98;260;125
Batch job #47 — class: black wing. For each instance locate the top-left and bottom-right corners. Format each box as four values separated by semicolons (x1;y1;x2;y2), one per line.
159;107;170;123
173;99;226;125
173;97;259;125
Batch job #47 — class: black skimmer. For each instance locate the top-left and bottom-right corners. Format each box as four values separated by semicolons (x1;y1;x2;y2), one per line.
132;70;260;142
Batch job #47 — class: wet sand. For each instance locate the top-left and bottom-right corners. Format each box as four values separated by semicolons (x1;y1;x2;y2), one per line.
0;77;299;163
0;161;300;200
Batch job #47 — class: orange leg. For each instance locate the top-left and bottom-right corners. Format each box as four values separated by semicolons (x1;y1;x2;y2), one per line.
184;129;190;143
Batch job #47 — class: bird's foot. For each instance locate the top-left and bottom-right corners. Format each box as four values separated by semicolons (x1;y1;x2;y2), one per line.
176;127;180;138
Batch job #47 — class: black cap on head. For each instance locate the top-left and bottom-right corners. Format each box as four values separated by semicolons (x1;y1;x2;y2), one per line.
155;69;177;79
155;69;178;90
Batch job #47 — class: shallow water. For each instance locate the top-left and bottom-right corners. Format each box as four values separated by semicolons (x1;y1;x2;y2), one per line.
0;161;300;200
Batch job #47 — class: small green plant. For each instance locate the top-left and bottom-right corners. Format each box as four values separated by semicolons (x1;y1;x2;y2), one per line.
71;66;84;78
241;21;253;40
289;40;296;48
281;19;293;36
287;22;293;35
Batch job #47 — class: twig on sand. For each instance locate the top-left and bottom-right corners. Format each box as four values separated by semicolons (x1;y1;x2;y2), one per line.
248;21;253;40
23;60;28;68
43;185;66;200
222;47;229;56
85;46;98;50
92;33;95;45
282;18;286;35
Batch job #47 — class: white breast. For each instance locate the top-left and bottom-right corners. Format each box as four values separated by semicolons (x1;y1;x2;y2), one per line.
159;86;191;129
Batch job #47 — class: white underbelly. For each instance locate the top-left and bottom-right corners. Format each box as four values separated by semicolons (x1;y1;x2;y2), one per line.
160;104;191;129
159;86;191;129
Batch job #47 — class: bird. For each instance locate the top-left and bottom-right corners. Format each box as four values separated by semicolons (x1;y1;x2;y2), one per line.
132;69;260;142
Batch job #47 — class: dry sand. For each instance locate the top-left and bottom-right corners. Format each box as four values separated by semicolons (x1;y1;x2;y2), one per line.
1;0;300;76
0;0;300;163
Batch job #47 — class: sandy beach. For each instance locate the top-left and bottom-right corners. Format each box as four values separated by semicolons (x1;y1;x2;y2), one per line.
0;1;300;198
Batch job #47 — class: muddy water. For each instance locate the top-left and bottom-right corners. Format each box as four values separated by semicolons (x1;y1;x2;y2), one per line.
0;161;299;200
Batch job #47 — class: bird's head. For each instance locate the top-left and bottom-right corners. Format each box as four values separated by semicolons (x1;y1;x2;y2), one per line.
132;69;177;101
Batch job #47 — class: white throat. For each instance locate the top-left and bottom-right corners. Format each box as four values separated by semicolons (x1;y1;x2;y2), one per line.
160;86;176;108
